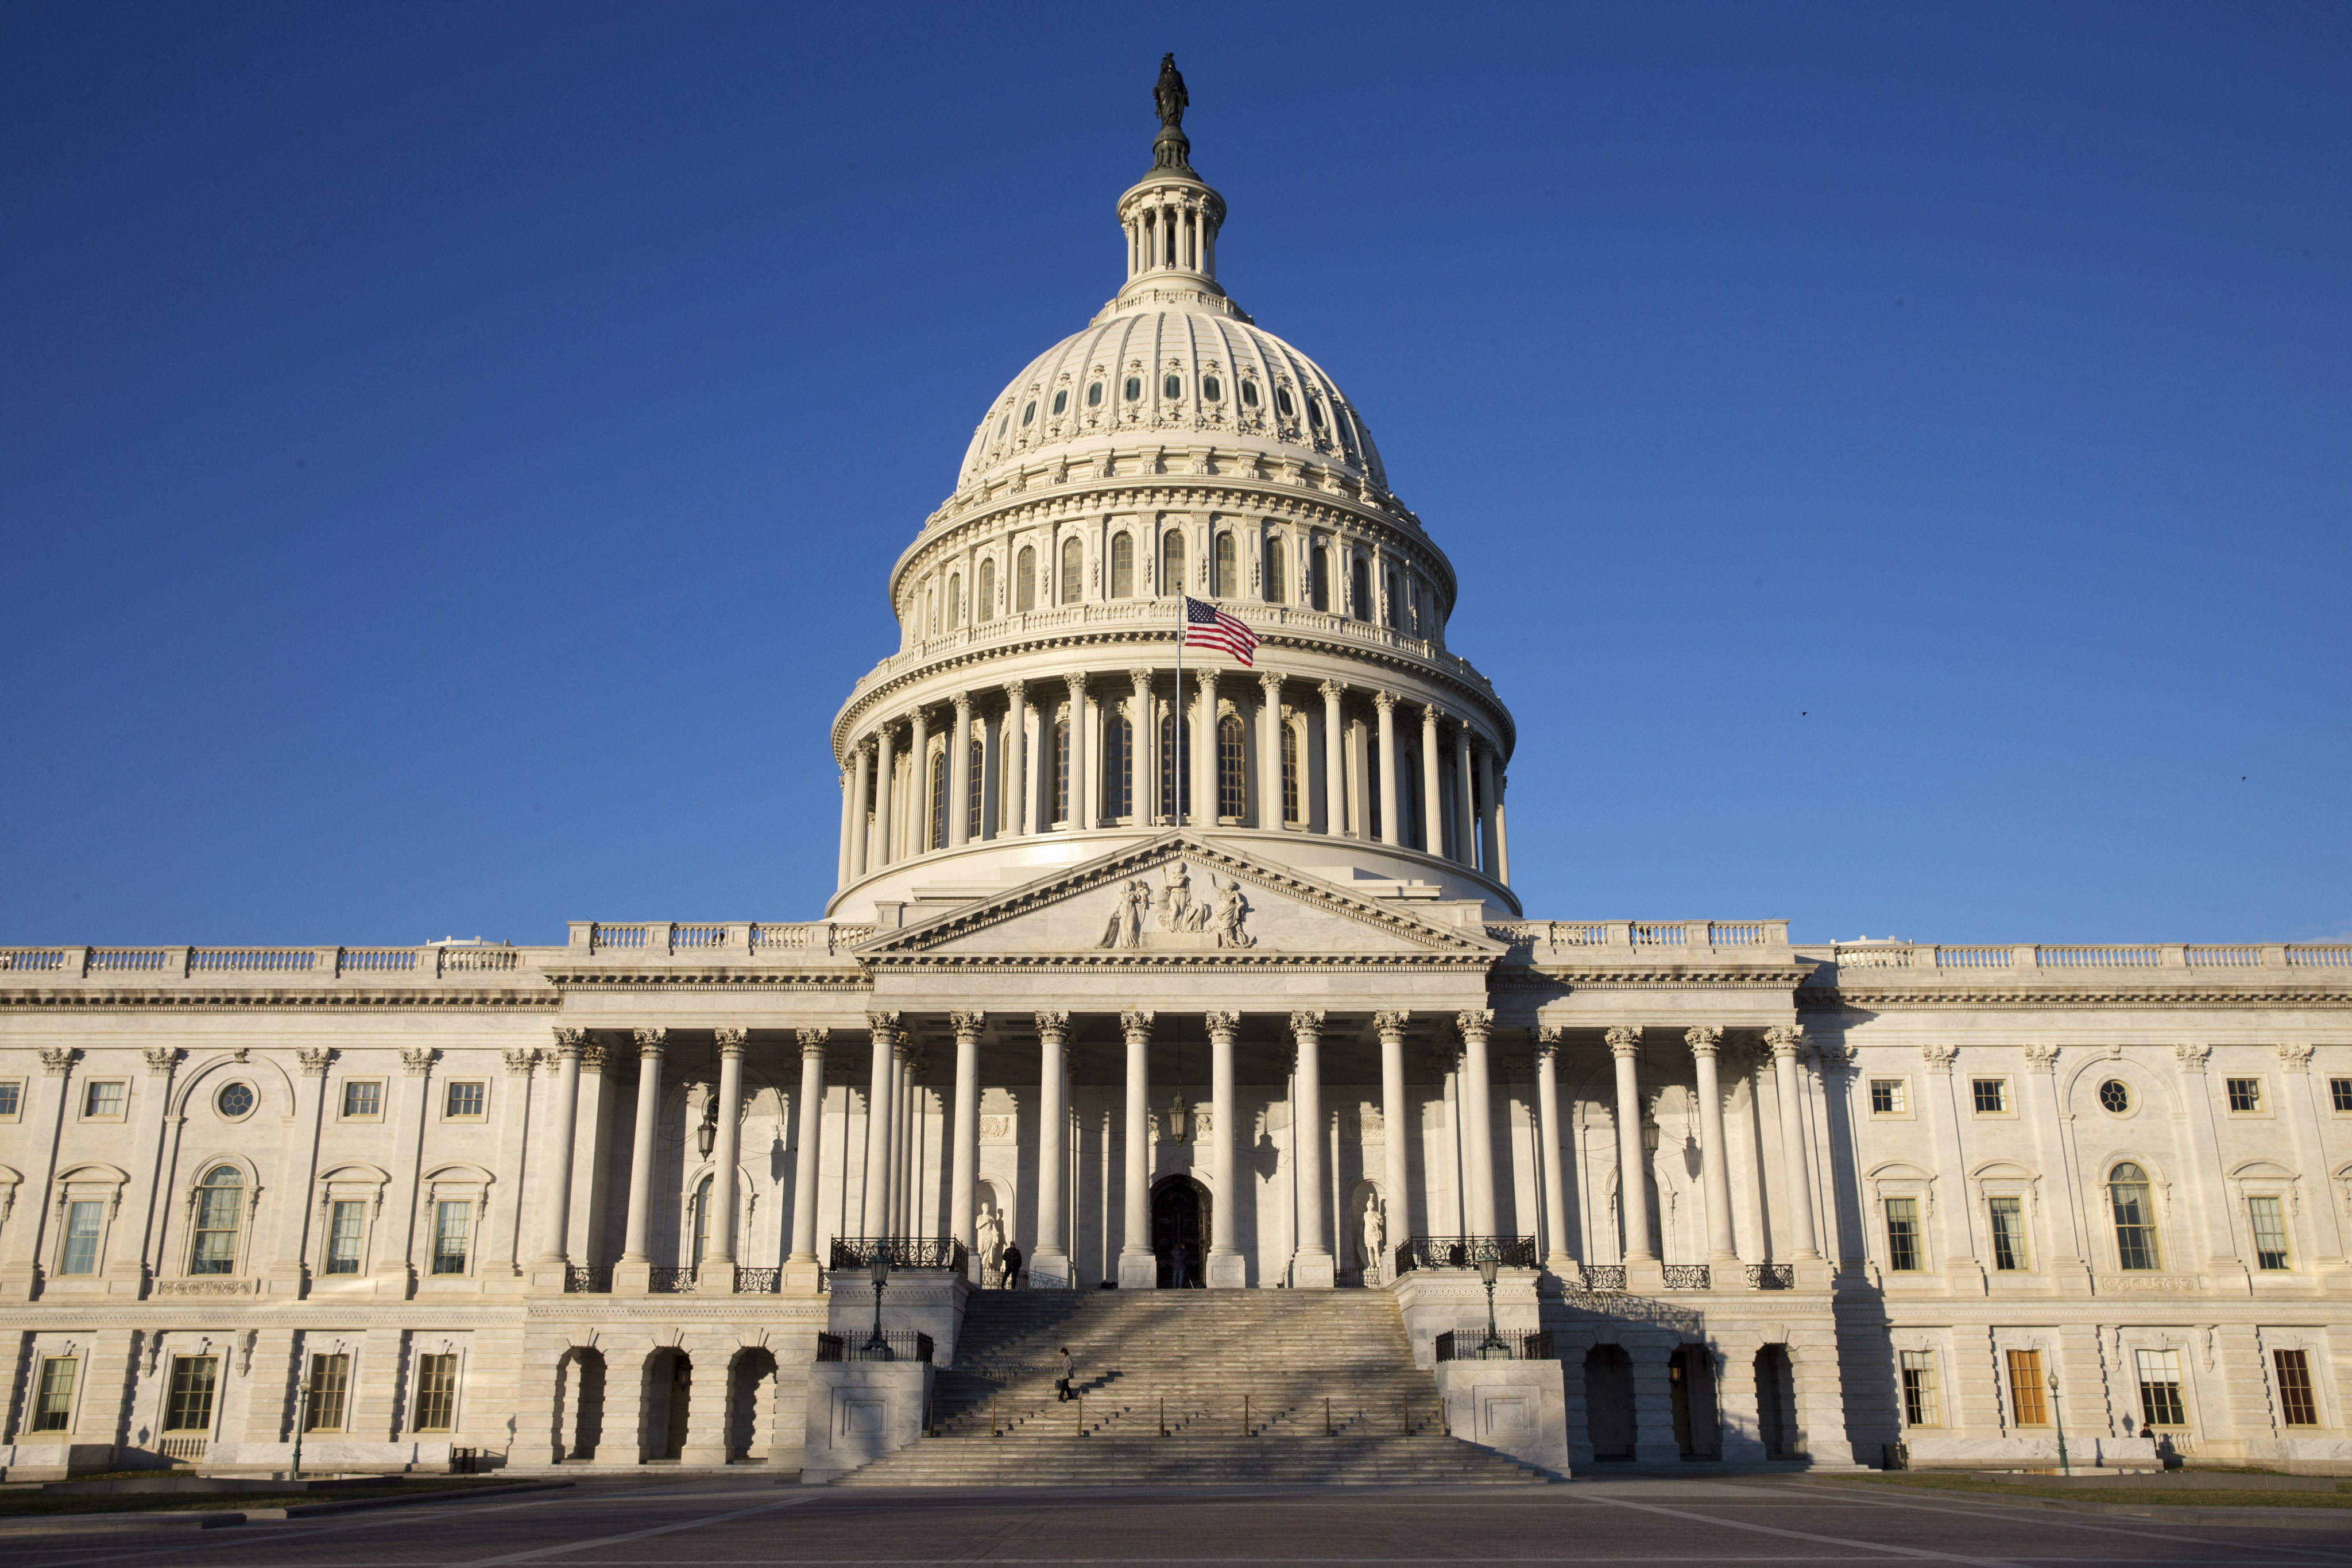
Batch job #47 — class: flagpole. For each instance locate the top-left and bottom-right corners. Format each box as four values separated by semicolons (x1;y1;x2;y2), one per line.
1174;593;1185;827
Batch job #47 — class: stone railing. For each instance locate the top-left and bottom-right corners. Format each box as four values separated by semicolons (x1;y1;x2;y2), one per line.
1484;921;1793;962
2;945;535;982
567;922;872;959
1828;942;2352;974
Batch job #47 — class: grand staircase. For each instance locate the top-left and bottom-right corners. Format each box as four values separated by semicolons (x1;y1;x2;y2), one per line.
829;1289;1554;1486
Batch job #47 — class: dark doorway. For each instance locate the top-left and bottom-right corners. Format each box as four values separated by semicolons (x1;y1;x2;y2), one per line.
1755;1345;1796;1459
1152;1176;1209;1287
557;1349;604;1461
1669;1344;1719;1457
645;1350;691;1461
1583;1345;1634;1459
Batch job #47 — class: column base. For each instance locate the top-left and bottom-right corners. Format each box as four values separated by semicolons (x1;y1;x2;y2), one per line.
695;1260;736;1295
782;1259;825;1296
1622;1257;1666;1293
525;1260;572;1295
612;1259;652;1295
1117;1252;1160;1290
1207;1252;1248;1290
1028;1249;1073;1290
1291;1252;1336;1290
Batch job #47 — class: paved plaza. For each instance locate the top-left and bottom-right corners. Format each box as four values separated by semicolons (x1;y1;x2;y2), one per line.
5;1478;2350;1568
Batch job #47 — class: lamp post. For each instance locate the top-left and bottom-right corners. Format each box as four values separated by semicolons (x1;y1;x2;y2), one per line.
1476;1253;1510;1360
2047;1369;2070;1476
289;1383;311;1480
864;1248;892;1360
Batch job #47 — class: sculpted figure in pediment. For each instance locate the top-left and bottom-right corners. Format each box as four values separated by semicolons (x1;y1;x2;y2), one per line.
1209;873;1255;948
1098;878;1154;949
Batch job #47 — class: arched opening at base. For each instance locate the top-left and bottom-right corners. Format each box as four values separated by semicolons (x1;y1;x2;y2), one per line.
644;1349;692;1462
554;1348;605;1462
1152;1175;1209;1288
1670;1343;1720;1457
1755;1344;1797;1459
728;1348;778;1462
1584;1344;1635;1459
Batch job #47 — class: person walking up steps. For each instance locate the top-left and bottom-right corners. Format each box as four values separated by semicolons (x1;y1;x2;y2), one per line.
1056;1346;1075;1402
1001;1241;1023;1290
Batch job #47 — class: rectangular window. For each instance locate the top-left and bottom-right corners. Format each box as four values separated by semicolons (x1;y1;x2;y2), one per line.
431;1200;473;1275
2274;1349;2318;1427
325;1199;367;1275
1900;1350;1941;1426
1988;1197;2030;1272
2135;1349;2186;1428
1883;1197;1922;1272
1972;1078;2009;1114
1281;722;1301;824
164;1355;219;1434
2247;1195;2292;1271
443;1081;485;1119
413;1353;458;1432
58;1199;104;1275
32;1356;77;1432
83;1080;126;1118
341;1081;382;1118
2226;1077;2263;1113
303;1353;350;1431
1051;718;1070;824
969;725;988;836
2332;1077;2352;1114
0;1079;21;1118
1870;1079;1906;1115
2006;1349;2049;1426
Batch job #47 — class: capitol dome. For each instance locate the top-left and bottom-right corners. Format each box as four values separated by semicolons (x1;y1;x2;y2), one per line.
827;74;1518;922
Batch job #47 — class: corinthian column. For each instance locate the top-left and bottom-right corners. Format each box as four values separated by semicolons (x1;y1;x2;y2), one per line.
616;1028;666;1294
698;1028;746;1292
1686;1026;1738;1269
872;725;896;869
1129;669;1154;826
1454;720;1477;868
1533;1027;1570;1272
784;1029;827;1293
1259;672;1285;828
1374;1011;1411;1281
860;1013;898;1238
1320;680;1346;836
1032;1012;1071;1286
1476;744;1500;878
1206;1010;1245;1287
1193;668;1217;823
1374;691;1401;847
1420;704;1445;854
907;706;930;855
949;1011;982;1279
537;1029;583;1265
1119;1010;1158;1288
848;742;873;880
1765;1025;1820;1260
1290;1011;1333;1288
1005;680;1029;837
1456;1011;1497;1234
1607;1025;1653;1263
948;691;973;847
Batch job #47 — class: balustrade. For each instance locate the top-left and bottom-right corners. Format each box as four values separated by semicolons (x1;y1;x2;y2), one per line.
1391;1234;1537;1275
1434;1330;1555;1362
830;1236;970;1272
647;1266;697;1293
1660;1264;1711;1290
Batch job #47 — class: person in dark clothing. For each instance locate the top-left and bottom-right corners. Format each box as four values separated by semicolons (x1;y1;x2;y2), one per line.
1056;1346;1074;1401
1170;1241;1188;1288
1001;1242;1023;1289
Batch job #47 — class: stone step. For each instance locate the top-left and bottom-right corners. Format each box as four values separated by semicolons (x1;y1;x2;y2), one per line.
832;1437;1553;1488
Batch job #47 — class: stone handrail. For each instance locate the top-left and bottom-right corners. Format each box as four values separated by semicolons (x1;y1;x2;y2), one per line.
568;922;870;959
1829;942;2352;973
1;945;532;982
1482;921;1794;962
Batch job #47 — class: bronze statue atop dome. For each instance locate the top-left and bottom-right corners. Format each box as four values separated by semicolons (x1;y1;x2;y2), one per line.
1150;54;1195;173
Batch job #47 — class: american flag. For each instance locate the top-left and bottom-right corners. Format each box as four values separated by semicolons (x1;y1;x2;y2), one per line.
1182;597;1259;667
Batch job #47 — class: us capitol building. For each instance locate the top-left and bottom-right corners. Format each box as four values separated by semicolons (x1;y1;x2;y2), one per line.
3;64;2347;1485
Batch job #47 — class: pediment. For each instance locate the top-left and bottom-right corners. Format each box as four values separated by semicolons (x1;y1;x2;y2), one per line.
860;834;1503;967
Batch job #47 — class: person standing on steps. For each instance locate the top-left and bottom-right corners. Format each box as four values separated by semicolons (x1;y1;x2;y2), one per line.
1001;1241;1023;1290
1170;1241;1188;1288
1056;1346;1074;1402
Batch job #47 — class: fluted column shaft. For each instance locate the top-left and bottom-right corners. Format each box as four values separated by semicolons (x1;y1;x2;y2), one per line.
788;1031;827;1264
860;1013;897;1237
1476;745;1500;877
703;1031;746;1273
1454;721;1477;868
1457;1011;1497;1235
538;1032;583;1262
891;1046;914;1235
872;726;896;869
1689;1027;1739;1265
1320;681;1346;835
1120;1010;1155;1287
1375;1012;1411;1280
837;762;858;885
1005;681;1029;837
849;744;873;880
950;1012;982;1269
1534;1030;1570;1268
1206;1010;1243;1285
1066;675;1093;831
1494;775;1511;885
1374;692;1401;846
1259;672;1284;827
1128;669;1152;826
1290;1011;1331;1288
1767;1027;1820;1259
1032;1012;1071;1281
621;1029;666;1263
1607;1026;1653;1261
948;692;973;847
1420;706;1445;854
907;708;930;855
1194;668;1216;823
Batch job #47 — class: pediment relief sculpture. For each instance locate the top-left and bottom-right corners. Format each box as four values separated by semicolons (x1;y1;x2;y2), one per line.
1097;861;1254;951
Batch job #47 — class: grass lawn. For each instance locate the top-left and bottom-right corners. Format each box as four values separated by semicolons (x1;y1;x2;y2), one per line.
1826;1472;2352;1509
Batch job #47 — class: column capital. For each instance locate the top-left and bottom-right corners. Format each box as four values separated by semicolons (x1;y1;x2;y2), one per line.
1813;1040;1856;1073
401;1047;438;1076
1318;679;1345;700
632;1028;667;1059
1372;688;1399;713
1534;1025;1563;1057
2022;1042;2060;1073
856;734;877;758
1371;1009;1411;1042
1684;1025;1724;1059
2173;1042;2210;1073
1119;1009;1155;1040
795;1028;830;1057
2277;1042;2314;1074
951;690;972;714
1605;1024;1642;1060
1762;1024;1804;1060
1288;1009;1326;1039
579;1044;608;1074
1204;1009;1240;1042
950;1011;986;1042
1005;677;1027;702
1258;669;1283;696
1920;1042;1956;1075
1128;667;1153;691
714;1028;748;1058
551;1027;587;1054
293;1047;330;1077
1454;1008;1494;1044
504;1048;540;1077
1034;1009;1071;1043
866;1011;900;1044
1065;671;1088;698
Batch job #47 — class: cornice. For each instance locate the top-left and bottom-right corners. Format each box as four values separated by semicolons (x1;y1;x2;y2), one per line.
542;970;871;994
0;987;553;1012
1801;984;2352;1011
871;953;1494;975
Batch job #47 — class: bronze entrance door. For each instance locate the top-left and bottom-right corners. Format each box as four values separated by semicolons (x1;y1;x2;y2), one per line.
1152;1178;1207;1288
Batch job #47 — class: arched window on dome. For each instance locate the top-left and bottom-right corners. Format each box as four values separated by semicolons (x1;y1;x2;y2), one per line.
1102;715;1132;822
1059;537;1082;604
1162;531;1186;597
967;723;985;842
1015;547;1035;613
2109;1163;2161;1271
1351;557;1372;621
1309;544;1329;611
1281;719;1301;825
1263;536;1286;603
1109;533;1134;599
188;1165;243;1276
1213;533;1237;599
1384;570;1400;628
947;574;963;631
1217;714;1247;821
927;749;947;853
1159;710;1191;822
977;559;995;624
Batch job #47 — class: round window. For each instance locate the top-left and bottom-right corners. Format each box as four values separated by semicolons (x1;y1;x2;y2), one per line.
1020;400;1036;427
1275;386;1295;417
1051;389;1068;416
1240;380;1260;408
1163;373;1182;400
2099;1079;2132;1114
1202;375;1221;402
1124;376;1143;402
1086;381;1103;408
216;1082;256;1119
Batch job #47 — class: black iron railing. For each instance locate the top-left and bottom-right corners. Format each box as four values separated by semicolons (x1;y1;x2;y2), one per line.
814;1330;934;1364
563;1265;610;1294
829;1236;969;1272
1434;1329;1556;1363
648;1267;696;1292
1747;1263;1796;1290
1662;1264;1711;1290
734;1267;780;1294
1392;1236;1538;1275
1577;1264;1628;1291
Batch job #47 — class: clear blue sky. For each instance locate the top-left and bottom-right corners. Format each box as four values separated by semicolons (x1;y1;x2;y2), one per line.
3;3;2346;947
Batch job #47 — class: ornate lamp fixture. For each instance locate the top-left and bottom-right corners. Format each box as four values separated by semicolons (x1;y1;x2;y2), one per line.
864;1249;892;1359
695;1091;718;1160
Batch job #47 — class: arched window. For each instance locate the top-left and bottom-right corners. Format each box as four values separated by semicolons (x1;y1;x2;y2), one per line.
1217;714;1246;820
977;559;995;622
927;749;946;852
1109;534;1134;598
1016;547;1036;612
2109;1163;2161;1271
1102;716;1132;820
1213;533;1237;598
1281;720;1301;824
1162;531;1186;597
1059;537;1082;603
1384;570;1399;627
1310;544;1329;611
967;725;986;841
689;1174;712;1265
189;1165;243;1276
947;574;962;630
1263;537;1285;603
1351;557;1372;621
1051;714;1071;826
1160;710;1190;820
